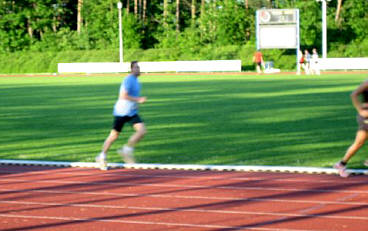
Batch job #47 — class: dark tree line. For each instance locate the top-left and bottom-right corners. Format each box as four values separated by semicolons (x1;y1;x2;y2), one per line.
0;0;367;54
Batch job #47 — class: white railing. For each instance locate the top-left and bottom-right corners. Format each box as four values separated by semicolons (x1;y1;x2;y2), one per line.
58;60;242;73
318;58;368;70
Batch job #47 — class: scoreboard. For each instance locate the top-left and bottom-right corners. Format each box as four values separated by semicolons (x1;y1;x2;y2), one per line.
256;9;299;49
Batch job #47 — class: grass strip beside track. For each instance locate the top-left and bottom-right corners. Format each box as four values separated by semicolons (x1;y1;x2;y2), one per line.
1;73;368;169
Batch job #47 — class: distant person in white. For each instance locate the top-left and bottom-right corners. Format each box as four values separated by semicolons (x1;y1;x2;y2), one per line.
96;61;147;170
304;49;311;75
310;48;320;75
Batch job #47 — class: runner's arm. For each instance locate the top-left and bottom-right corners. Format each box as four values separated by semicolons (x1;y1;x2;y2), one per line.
351;81;368;114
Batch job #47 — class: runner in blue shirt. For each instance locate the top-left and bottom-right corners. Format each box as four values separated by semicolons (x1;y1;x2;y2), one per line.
96;61;147;170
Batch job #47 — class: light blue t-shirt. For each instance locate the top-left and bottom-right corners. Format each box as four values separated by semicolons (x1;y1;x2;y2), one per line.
113;74;141;116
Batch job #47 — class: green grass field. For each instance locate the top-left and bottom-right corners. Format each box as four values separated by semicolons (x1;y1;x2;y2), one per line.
1;73;368;168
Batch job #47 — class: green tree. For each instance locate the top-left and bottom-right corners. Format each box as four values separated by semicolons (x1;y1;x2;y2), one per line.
0;0;74;52
199;0;252;46
82;0;142;49
0;1;31;52
341;0;368;41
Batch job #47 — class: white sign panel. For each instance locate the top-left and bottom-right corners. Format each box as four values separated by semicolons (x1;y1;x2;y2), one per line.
259;25;297;49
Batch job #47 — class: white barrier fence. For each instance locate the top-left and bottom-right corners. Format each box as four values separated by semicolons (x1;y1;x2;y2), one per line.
319;58;368;70
58;60;242;73
57;58;367;73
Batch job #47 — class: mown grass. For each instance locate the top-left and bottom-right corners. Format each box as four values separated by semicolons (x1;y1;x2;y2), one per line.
1;73;367;168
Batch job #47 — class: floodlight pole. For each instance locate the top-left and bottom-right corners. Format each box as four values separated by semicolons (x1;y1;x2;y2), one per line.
117;2;123;63
316;0;329;59
296;9;300;74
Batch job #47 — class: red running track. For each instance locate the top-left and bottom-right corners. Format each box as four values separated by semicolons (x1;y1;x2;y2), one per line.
0;165;367;231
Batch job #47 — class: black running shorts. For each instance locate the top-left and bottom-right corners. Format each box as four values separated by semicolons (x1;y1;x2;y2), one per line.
113;114;143;132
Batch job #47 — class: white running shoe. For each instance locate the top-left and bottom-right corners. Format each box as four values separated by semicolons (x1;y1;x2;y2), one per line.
117;145;135;164
333;162;349;178
95;154;108;171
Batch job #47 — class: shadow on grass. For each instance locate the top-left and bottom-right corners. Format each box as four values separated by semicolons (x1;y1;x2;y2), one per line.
0;75;366;167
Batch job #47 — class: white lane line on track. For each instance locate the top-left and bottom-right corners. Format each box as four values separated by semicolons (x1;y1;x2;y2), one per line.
1;178;368;194
245;191;363;230
297;193;361;216
0;188;367;207
0;213;334;231
1;170;363;184
1;200;367;221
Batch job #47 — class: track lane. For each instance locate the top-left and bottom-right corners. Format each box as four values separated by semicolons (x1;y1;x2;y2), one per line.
1;166;367;231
